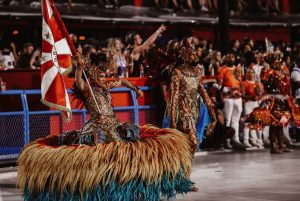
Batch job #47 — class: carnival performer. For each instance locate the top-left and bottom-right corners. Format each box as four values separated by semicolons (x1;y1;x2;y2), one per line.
168;37;216;191
248;53;296;154
291;56;300;142
16;51;195;200
242;68;264;148
73;51;143;143
169;37;217;154
217;52;246;149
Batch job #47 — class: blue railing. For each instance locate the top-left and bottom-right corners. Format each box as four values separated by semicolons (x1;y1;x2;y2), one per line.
0;86;156;160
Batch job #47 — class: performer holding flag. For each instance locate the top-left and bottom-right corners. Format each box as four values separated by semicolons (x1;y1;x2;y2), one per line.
17;1;197;200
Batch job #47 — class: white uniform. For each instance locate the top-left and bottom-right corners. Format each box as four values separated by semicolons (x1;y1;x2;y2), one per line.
0;51;15;69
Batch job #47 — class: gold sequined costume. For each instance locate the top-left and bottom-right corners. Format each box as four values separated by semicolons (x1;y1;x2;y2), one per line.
80;80;123;142
169;38;216;154
17;52;195;200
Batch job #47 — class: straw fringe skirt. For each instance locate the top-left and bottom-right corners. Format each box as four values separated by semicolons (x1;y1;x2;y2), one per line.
17;125;193;201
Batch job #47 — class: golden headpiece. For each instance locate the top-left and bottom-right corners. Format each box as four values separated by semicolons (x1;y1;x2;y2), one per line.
176;37;196;61
84;52;108;80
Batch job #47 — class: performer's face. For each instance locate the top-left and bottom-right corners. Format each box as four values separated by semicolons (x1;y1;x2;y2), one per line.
247;69;255;80
273;60;281;69
187;49;197;62
96;72;106;83
183;43;197;64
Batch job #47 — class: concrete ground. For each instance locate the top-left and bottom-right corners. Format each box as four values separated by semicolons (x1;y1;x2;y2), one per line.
1;146;300;201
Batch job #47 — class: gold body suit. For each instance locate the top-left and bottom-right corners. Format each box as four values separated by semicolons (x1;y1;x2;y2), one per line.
80;80;122;142
170;65;216;154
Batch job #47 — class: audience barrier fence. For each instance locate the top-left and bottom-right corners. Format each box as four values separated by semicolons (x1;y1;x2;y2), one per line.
0;86;158;161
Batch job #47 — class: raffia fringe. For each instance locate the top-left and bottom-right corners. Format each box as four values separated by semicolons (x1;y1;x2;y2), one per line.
17;125;192;198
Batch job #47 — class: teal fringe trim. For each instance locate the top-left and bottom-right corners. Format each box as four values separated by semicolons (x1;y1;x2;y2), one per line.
23;172;193;201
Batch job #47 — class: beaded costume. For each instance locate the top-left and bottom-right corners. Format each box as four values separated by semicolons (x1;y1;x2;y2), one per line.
246;55;300;153
79;80;125;142
169;38;217;154
17;54;194;200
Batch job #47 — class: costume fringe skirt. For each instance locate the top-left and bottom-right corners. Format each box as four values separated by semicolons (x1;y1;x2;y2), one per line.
17;125;193;201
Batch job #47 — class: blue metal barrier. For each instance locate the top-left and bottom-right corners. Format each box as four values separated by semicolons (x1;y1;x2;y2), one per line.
0;86;157;160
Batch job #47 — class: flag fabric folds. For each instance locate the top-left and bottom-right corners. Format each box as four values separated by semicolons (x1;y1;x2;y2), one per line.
41;0;76;122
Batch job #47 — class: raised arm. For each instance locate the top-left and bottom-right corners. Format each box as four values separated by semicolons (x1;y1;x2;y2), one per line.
10;42;19;64
132;25;166;54
74;51;86;91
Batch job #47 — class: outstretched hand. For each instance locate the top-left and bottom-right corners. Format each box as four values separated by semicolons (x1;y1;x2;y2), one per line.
136;89;144;98
157;24;167;34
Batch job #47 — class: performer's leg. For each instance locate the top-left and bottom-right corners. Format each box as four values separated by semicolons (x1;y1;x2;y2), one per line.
278;126;293;152
223;98;234;127
231;98;242;142
256;129;264;148
244;101;259;147
223;98;234;149
282;126;293;146
263;126;270;146
184;128;199;192
243;125;252;147
186;129;198;155
269;125;282;154
249;129;261;147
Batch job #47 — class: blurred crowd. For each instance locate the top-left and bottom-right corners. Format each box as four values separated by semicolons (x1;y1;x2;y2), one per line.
0;41;40;70
0;0;285;14
154;0;281;14
2;24;300;151
1;27;297;78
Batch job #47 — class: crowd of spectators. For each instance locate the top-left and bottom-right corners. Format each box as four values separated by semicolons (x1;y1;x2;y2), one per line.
0;41;40;70
0;0;287;14
153;0;282;14
2;24;300;150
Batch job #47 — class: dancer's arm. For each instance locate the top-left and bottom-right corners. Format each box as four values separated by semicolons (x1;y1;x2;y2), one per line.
170;70;180;128
121;79;144;98
106;78;143;98
74;51;86;91
198;83;217;135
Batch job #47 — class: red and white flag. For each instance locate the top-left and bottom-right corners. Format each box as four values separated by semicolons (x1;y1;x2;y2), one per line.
41;0;76;122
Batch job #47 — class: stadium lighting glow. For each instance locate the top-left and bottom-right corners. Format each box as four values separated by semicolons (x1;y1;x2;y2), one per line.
12;30;19;35
79;36;86;40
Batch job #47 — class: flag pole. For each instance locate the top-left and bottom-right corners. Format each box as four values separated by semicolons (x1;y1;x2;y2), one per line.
82;70;102;114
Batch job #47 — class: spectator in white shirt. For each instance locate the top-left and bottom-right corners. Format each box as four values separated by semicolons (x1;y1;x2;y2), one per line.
0;41;16;69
